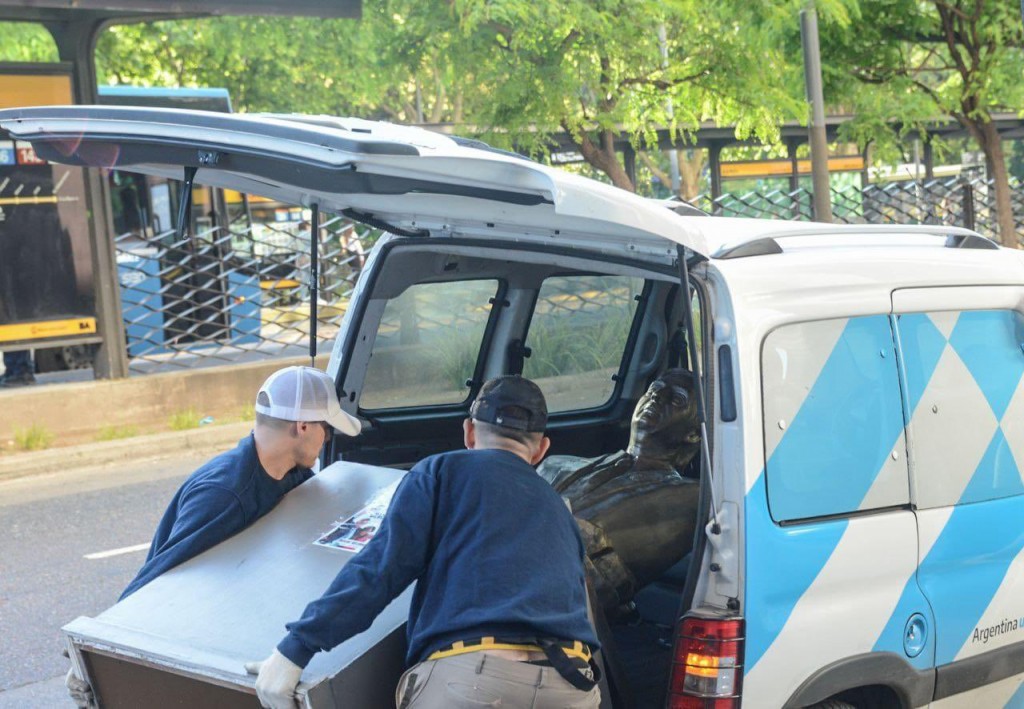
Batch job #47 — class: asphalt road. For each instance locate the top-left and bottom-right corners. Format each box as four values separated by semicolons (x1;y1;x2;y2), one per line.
0;453;210;708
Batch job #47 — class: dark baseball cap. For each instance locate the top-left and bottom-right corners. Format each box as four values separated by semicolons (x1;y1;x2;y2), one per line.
469;375;548;432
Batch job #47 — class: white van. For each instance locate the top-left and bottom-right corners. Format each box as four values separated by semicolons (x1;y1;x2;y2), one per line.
5;107;1022;708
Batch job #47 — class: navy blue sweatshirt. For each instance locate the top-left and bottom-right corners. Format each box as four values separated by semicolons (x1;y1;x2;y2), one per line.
120;434;312;600
278;448;598;668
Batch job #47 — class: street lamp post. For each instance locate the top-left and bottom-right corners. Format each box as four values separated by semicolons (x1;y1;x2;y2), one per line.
801;3;833;222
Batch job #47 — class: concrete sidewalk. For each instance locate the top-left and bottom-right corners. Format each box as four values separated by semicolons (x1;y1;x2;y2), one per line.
0;358;312;446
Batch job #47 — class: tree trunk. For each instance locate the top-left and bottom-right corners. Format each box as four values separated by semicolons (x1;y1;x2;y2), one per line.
638;152;670;191
677;149;705;202
573;127;635;192
639;149;705;201
452;90;464;125
972;119;1018;248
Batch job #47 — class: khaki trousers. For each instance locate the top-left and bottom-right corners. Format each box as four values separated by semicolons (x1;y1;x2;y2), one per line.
395;652;601;709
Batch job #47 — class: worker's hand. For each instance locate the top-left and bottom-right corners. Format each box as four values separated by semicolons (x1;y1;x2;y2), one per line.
65;668;94;708
245;650;302;709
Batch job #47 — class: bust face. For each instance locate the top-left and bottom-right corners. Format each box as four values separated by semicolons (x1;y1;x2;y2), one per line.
630;371;700;453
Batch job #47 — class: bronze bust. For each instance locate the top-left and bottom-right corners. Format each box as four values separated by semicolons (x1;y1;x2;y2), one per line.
538;369;701;613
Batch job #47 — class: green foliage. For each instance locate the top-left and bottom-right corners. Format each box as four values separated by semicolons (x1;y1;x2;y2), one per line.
168;408;200;431
95;425;140;441
814;1;1024;155
812;0;1024;242
4;2;1022;200
524;306;633;380
83;2;806;191
432;330;483;389
446;1;803;184
14;424;54;452
0;22;58;62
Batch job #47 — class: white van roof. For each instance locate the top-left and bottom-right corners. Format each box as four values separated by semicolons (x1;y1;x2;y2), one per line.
1;106;1001;264
0;106;705;258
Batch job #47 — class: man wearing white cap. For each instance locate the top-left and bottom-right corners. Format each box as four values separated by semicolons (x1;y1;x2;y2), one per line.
66;366;362;707
117;365;361;599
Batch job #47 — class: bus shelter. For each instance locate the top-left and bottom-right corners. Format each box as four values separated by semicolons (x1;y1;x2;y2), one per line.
0;1;360;378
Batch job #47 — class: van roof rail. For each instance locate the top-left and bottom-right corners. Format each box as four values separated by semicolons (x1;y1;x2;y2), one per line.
712;224;998;259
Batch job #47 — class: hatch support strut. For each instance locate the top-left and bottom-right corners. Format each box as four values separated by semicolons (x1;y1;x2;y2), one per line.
308;203;320;367
175;166;198;241
676;244;720;532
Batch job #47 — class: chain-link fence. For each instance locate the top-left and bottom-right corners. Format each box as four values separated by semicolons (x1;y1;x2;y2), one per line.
115;213;376;374
692;174;1020;244
113;174;1017;375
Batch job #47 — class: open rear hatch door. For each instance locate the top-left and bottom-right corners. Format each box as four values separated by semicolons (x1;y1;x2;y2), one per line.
0;106;708;259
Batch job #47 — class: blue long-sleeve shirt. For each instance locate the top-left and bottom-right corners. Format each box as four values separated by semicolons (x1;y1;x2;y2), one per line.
120;434;312;599
278;448;599;668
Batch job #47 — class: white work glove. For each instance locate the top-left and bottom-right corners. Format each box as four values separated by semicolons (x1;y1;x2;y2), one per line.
245;649;303;709
65;667;93;708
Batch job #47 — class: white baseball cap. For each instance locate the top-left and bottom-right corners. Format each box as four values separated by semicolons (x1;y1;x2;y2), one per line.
255;366;361;436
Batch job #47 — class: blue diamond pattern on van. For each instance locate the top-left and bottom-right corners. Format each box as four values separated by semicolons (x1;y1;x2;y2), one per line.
949;311;1024;420
764;316;907;521
1005;677;1024;708
959;430;1024;505
903;318;998;510
748;315;913;683
894;313;947;415
872;308;1024;670
749;309;1024;694
913;496;1024;664
1001;376;1024;481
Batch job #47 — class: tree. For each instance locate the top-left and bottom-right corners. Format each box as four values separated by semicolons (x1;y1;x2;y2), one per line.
441;0;803;191
819;0;1024;246
92;1;488;124
87;2;807;193
0;22;58;62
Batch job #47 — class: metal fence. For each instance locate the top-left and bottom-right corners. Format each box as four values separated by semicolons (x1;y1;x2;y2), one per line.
692;174;1021;244
115;213;376;373
113;174;1018;374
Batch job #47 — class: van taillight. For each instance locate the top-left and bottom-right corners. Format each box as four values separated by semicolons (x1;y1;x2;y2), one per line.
666;615;744;709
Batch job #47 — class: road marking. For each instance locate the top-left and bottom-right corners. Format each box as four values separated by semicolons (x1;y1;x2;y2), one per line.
84;543;150;560
53;170;70;194
0;195;60;205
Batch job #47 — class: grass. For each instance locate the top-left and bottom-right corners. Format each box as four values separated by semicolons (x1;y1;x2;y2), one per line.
168;408;200;431
14;424;54;451
95;425;140;442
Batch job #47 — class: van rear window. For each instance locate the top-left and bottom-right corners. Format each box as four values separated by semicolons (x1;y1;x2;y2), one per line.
360;279;498;409
522;274;643;413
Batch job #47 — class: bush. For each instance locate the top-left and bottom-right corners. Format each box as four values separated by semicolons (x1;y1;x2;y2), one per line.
14;424;54;451
168;408;200;431
96;425;139;441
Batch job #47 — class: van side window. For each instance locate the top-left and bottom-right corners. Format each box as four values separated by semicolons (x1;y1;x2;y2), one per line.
360;279;498;409
762;315;909;522
896;309;1024;508
522;274;643;413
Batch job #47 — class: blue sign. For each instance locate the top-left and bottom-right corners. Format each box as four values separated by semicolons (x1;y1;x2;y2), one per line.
0;141;14;165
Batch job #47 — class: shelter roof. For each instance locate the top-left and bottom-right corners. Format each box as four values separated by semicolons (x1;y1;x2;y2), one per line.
0;0;359;23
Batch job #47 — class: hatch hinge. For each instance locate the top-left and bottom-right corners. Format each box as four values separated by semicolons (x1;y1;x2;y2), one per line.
197;150;221;166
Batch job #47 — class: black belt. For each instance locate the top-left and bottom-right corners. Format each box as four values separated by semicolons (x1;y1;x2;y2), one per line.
428;636;600;692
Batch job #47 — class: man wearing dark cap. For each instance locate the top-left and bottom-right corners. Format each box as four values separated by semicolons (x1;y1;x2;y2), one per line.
248;375;601;709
